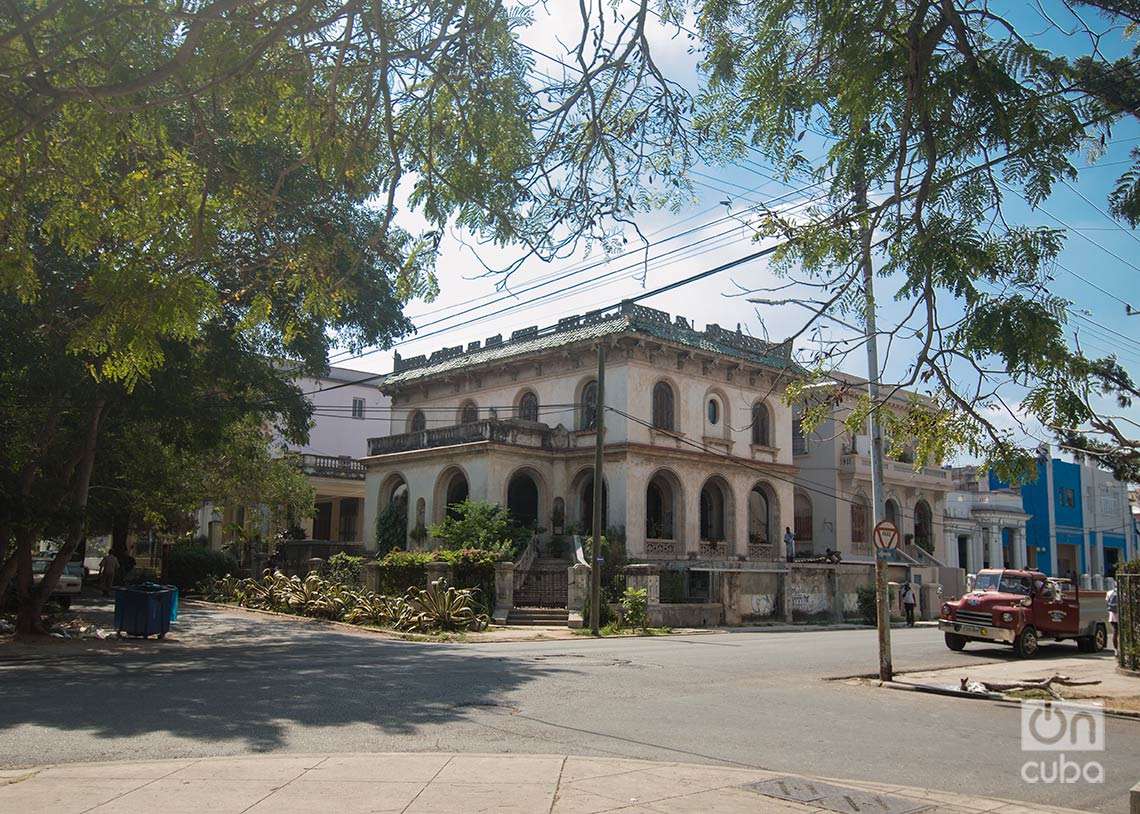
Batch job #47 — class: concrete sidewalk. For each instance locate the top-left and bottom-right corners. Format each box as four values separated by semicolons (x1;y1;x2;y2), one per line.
897;651;1140;713
0;752;1088;813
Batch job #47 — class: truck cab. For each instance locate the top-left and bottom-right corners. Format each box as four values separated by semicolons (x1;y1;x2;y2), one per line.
939;568;1108;658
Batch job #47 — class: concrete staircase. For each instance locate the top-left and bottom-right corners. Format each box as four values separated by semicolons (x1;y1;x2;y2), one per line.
507;607;570;626
511;557;569;619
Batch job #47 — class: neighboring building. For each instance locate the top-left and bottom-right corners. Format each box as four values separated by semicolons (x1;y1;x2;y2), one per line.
361;301;802;576
197;364;390;547
942;468;1029;572
991;455;1134;580
1078;458;1133;578
792;375;954;564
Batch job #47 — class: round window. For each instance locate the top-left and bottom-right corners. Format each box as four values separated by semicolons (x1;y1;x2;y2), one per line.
707;398;720;425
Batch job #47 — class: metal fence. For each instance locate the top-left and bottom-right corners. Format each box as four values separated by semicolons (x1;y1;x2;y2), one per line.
1118;571;1139;672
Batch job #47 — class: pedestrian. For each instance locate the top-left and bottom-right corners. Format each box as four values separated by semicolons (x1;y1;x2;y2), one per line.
98;552;120;597
901;581;917;627
783;526;795;563
1106;579;1118;652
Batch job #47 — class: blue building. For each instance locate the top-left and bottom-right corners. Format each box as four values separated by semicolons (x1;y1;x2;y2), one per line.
991;456;1134;580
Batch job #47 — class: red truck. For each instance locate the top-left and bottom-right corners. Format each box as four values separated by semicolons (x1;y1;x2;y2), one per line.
939;568;1109;658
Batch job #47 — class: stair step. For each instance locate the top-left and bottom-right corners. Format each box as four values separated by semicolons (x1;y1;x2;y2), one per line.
507;607;569;626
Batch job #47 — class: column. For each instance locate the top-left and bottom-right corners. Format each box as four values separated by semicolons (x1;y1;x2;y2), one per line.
944;530;959;568
987;523;1003;569
1009;526;1024;569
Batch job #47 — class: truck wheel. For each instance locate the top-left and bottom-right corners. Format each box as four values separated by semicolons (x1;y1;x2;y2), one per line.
944;633;967;651
1014;626;1039;658
1092;624;1107;652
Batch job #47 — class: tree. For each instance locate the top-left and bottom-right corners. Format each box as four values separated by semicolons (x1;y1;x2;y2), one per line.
679;0;1140;480
428;500;530;558
1;1;687;632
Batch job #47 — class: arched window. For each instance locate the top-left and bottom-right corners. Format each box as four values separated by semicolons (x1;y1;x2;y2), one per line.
851;495;869;548
579;380;598;430
914;499;933;552
459;400;478;424
518;391;539;422
707;397;720;425
651;381;675;431
409;410;426;433
751;402;771;446
885;499;899;528
794;489;813;545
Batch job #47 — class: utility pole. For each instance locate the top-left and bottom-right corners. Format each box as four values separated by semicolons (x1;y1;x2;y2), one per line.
589;344;605;635
855;167;892;682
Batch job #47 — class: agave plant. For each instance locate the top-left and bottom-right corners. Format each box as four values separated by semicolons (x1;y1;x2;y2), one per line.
400;579;489;632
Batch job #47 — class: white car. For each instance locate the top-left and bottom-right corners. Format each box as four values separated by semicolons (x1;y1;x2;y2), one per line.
32;559;84;609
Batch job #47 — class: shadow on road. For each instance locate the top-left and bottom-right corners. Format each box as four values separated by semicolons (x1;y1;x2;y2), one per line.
0;605;560;754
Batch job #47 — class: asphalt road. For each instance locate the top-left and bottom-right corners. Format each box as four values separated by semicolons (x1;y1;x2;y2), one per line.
2;602;1137;812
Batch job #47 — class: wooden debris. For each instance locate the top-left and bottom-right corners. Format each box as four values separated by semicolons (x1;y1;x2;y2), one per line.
959;674;1102;700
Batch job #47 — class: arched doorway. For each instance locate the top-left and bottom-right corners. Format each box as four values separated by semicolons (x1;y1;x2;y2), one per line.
507;471;540;528
699;477;731;542
914;499;933;552
375;474;409;554
646;471;681;539
439;468;469;520
579;472;608;531
748;482;776;546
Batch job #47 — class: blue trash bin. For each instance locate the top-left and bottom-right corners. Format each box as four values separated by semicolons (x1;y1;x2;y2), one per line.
114;584;174;638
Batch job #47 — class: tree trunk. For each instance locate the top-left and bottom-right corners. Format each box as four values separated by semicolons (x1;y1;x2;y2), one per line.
13;527;37;635
23;399;105;634
0;550;15;608
110;517;131;564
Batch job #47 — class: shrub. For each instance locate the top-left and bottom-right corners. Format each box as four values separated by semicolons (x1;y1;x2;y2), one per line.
403;579;490;632
546;535;566;558
856;584;878;625
428;500;530;558
582;591;613;629
440;548;496;611
375;500;407;556
620;587;648;630
167;545;237;592
200;571;488;632
327;552;365;587
374;549;433;594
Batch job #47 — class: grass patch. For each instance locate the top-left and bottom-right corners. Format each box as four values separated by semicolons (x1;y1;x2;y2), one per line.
571;624;674;637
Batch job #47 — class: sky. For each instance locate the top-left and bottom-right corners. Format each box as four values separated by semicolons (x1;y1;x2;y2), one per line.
326;0;1140;462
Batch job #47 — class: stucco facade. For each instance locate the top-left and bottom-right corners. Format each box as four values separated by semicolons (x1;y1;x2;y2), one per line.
791;381;953;565
361;302;800;563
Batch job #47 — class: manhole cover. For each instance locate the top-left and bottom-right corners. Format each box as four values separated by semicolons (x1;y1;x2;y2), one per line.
814;790;931;814
743;777;931;814
744;778;831;803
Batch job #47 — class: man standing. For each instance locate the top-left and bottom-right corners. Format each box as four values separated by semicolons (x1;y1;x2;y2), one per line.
901;582;917;627
98;552;120;597
783;527;796;563
1106;579;1118;652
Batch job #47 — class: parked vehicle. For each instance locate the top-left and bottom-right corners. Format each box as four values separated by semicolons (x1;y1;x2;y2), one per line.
939;568;1108;658
31;559;84;609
